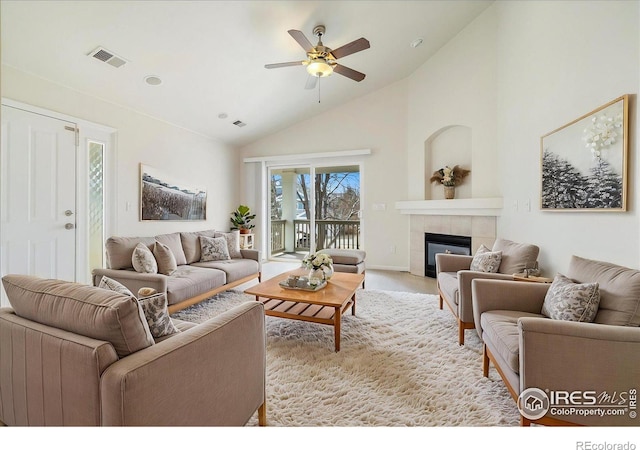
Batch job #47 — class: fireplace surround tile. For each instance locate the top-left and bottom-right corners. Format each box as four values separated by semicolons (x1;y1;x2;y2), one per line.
409;215;496;276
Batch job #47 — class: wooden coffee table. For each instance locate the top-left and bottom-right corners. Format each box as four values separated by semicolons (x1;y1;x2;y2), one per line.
244;269;365;352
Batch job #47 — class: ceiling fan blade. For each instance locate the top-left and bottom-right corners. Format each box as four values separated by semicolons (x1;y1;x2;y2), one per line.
333;64;366;82
304;76;317;90
330;37;370;59
288;29;314;53
265;61;306;69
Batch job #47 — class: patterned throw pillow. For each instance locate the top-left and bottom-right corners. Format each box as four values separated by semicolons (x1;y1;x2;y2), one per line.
215;230;242;259
137;293;180;338
470;244;502;273
541;273;600;322
153;240;177;275
132;242;158;274
98;276;135;297
199;236;231;261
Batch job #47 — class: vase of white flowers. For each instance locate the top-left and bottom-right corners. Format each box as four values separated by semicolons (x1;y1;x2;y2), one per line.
430;165;470;200
302;252;334;285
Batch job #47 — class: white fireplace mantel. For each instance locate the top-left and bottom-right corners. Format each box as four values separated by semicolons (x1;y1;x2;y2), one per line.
395;198;503;216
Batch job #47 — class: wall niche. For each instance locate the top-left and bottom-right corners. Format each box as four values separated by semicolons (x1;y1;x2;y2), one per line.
424;125;472;200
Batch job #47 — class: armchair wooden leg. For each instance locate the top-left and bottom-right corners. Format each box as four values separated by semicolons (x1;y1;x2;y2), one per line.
520;415;532;427
458;321;465;346
438;294;443;310
482;344;489;377
258;402;267;426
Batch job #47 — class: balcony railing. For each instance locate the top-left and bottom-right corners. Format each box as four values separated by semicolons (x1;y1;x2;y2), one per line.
271;219;360;254
271;219;286;254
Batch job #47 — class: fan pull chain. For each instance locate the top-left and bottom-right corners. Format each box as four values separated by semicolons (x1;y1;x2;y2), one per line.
318;76;321;103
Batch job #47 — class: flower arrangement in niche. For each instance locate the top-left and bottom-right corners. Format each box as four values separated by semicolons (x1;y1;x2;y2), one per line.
429;165;471;187
583;112;623;159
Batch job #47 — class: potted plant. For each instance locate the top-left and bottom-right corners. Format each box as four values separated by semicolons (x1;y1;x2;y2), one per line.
230;204;256;234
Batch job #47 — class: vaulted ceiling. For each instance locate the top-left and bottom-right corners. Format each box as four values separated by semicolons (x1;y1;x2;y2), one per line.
1;1;493;147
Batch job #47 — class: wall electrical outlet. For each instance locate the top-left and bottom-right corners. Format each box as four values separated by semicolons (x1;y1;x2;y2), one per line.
390;245;396;254
524;199;531;212
512;200;518;211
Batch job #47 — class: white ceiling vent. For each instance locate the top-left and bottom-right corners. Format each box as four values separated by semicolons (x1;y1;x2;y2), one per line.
233;120;247;128
88;47;128;68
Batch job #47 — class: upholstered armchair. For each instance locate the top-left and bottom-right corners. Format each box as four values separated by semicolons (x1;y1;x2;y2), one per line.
0;275;267;426
435;238;539;345
472;256;640;426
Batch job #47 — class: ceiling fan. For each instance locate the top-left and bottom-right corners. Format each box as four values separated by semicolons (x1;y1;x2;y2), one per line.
265;25;370;89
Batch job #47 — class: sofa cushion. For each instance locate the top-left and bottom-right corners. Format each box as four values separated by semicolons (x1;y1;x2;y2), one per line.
132;242;158;274
541;273;600;322
137;292;180;339
320;249;366;265
200;236;231;261
165;265;226;306
105;236;156;270
215;230;242;259
180;230;217;264
192;258;259;283
437;271;459;306
2;274;154;358
567;255;640;326
153;241;177;275
492;238;539;275
480;310;545;374
470;244;502;273
155;318;197;343
155;232;187;266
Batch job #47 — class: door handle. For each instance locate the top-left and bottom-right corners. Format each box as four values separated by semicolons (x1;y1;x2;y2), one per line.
65;223;75;230
65;210;73;216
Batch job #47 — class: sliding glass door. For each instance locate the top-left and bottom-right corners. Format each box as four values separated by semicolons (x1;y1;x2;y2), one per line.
268;164;361;260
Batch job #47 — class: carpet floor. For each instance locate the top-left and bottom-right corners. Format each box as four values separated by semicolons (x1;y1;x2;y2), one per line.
171;288;519;426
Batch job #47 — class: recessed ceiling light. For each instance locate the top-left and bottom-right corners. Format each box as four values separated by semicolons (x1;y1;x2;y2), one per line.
218;113;228;119
410;38;424;48
144;75;162;86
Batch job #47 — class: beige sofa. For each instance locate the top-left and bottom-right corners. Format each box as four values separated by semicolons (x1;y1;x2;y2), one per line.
436;238;540;345
0;274;266;426
472;255;640;426
92;230;261;313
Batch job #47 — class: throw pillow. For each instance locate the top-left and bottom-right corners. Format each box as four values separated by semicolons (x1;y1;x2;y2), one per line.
215;230;242;259
153;240;177;275
470;244;502;273
132;242;158;274
200;235;231;261
541;273;600;322
98;275;135;298
137;293;180;338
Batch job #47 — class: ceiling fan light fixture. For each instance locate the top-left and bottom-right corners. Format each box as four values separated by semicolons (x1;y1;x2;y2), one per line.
306;58;333;78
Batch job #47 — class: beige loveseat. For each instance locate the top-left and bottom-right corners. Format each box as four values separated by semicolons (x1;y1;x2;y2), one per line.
472;256;640;426
436;238;540;345
0;274;266;426
92;230;261;313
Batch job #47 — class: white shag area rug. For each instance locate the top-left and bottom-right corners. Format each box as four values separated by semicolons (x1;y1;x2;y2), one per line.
172;288;519;427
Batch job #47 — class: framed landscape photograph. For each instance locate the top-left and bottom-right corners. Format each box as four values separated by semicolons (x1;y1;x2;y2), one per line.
540;95;628;211
140;164;207;221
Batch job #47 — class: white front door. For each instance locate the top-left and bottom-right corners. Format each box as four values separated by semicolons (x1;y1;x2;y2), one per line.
1;105;77;301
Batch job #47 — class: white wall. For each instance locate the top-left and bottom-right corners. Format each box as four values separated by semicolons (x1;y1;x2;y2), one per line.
240;80;409;270
1;65;240;238
406;6;499;201
495;0;639;274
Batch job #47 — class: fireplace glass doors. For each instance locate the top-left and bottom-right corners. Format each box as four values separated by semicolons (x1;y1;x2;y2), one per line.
424;233;472;278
